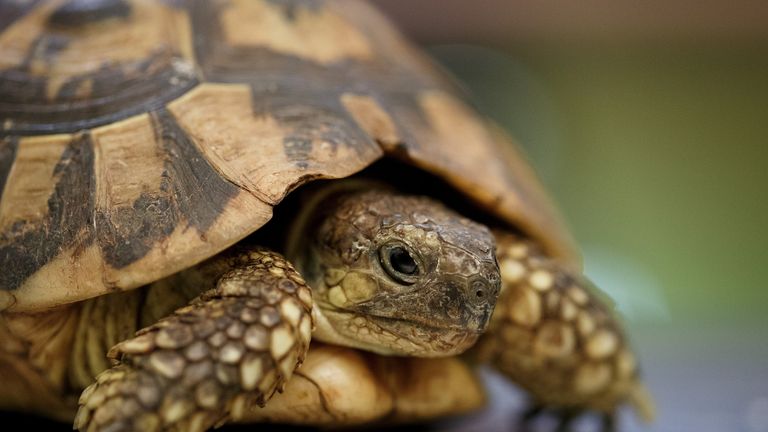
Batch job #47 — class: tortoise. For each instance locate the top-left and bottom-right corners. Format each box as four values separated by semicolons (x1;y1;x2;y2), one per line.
0;0;654;430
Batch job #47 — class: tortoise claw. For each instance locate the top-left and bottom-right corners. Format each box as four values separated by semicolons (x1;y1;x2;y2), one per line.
554;409;577;432
516;403;544;430
516;403;617;432
601;412;617;432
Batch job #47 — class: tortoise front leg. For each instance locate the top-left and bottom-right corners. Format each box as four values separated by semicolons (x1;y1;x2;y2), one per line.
74;250;313;432
475;232;654;430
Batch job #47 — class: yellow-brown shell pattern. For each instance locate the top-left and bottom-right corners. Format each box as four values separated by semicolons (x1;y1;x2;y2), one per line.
0;0;574;311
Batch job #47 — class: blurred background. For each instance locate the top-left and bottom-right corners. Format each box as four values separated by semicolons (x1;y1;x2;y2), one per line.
369;1;768;431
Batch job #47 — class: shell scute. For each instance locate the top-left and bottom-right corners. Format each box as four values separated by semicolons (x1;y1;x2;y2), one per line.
0;0;574;310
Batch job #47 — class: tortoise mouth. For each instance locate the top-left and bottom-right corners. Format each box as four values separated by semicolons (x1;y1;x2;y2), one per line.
368;315;481;356
318;307;481;357
367;313;485;335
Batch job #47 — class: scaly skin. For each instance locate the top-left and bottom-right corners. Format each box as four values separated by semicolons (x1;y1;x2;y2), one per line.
61;185;649;430
290;186;501;357
75;187;502;431
474;232;655;428
75;250;313;432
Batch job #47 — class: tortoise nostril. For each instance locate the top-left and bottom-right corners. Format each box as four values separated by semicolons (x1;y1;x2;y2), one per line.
472;281;487;301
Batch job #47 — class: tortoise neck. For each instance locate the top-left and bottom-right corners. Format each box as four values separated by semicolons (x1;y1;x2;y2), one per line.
284;179;392;271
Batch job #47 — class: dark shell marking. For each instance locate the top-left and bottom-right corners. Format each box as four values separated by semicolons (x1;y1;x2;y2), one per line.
0;0;42;34
95;109;239;269
0;0;575;307
0;0;197;135
0;108;239;291
0;55;198;135
48;0;132;27
265;0;324;21
0;133;96;290
0;137;18;201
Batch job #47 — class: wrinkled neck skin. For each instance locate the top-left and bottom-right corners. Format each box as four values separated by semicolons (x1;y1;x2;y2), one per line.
287;181;501;358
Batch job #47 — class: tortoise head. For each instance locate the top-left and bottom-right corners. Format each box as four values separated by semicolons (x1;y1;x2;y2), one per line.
293;186;501;357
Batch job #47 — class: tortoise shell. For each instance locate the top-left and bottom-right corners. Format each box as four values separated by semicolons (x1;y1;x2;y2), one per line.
0;0;575;312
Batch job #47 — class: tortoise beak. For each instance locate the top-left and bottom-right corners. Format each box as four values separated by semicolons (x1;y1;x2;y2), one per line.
430;276;500;333
466;275;501;332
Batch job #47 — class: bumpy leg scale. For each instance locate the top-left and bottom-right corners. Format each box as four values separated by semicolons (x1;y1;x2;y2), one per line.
75;250;313;432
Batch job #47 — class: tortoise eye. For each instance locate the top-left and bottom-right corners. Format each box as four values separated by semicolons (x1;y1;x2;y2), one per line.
390;247;418;275
379;243;422;285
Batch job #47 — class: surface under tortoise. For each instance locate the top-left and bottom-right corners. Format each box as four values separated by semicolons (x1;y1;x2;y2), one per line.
0;0;654;430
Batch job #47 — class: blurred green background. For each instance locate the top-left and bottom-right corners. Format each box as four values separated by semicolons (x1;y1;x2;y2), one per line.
373;1;768;431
